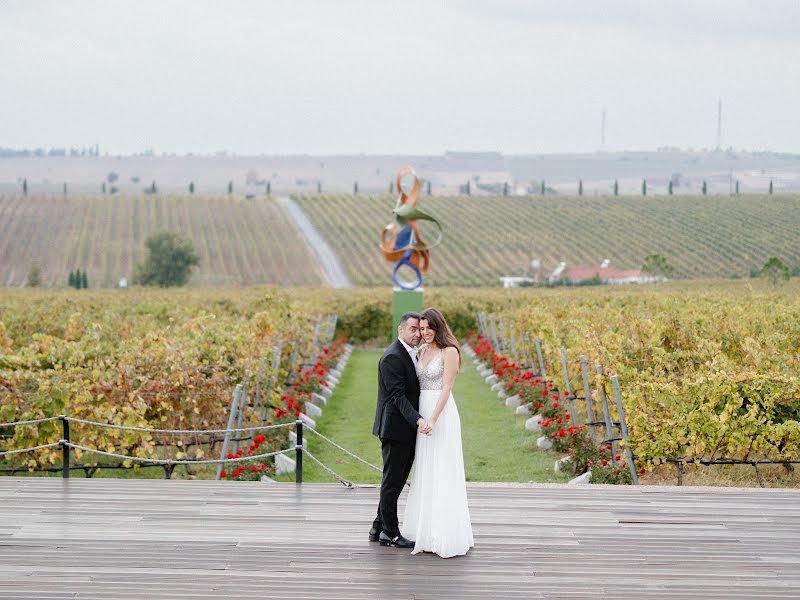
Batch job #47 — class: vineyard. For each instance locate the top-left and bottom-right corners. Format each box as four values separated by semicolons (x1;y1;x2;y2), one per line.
292;193;800;286
2;280;799;485
461;281;800;485
0;288;345;476
0;194;324;287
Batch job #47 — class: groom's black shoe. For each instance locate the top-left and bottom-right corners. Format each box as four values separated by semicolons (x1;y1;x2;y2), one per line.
369;526;381;542
379;532;415;548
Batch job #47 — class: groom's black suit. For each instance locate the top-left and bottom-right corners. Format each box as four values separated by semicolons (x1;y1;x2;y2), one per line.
372;339;421;539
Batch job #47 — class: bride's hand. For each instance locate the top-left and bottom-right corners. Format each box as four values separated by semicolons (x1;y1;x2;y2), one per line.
427;417;437;433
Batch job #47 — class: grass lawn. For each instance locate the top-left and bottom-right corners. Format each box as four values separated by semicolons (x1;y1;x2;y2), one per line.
275;349;568;484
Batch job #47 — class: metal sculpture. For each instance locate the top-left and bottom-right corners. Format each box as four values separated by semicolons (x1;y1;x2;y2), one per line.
380;167;442;290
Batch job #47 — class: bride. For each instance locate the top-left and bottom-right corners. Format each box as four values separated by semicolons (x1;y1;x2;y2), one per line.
402;307;474;558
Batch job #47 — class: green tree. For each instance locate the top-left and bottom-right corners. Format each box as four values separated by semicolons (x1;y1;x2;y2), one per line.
353;181;359;195
228;180;233;194
81;270;88;289
578;179;583;196
27;263;42;287
668;180;673;195
759;256;790;285
189;181;195;193
641;253;674;279
702;180;707;195
133;231;199;287
540;180;545;195
769;179;774;194
73;269;82;289
426;180;432;195
102;182;106;194
22;179;28;195
735;180;739;195
642;179;647;196
267;181;271;195
68;271;75;288
613;180;619;196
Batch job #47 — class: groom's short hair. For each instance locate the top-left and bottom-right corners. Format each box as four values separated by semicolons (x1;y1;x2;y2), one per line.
399;312;421;327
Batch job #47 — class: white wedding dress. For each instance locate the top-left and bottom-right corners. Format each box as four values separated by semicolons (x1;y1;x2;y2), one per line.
401;347;474;558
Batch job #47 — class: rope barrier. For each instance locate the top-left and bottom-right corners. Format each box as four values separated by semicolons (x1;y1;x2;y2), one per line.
0;416;61;428
0;442;62;457
305;427;382;473
62;442;294;466
302;450;355;488
62;417;293;435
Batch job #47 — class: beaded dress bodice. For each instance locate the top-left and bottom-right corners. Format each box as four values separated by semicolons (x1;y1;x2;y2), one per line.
416;348;444;391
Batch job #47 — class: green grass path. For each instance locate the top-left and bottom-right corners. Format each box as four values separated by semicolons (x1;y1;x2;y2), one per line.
276;349;567;483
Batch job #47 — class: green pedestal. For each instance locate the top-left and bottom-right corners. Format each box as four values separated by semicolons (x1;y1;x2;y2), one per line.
392;288;424;338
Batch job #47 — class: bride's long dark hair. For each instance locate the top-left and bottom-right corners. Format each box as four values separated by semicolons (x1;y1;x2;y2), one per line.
421;308;462;368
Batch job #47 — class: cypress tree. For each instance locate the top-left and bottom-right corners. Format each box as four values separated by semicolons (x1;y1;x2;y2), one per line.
769;179;773;194
317;182;321;193
22;179;27;195
81;271;88;289
642;179;647;196
578;179;583;196
426;180;432;195
668;180;673;195
102;182;106;194
503;182;509;196
389;181;394;194
63;182;67;196
614;180;619;196
68;271;75;287
465;180;471;196
267;181;271;195
228;181;233;194
735;180;740;195
151;181;157;194
540;180;545;195
73;269;81;289
353;181;358;195
189;181;195;193
702;181;707;195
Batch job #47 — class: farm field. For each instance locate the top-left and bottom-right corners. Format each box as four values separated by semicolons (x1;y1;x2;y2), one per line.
0;194;324;287
293;193;800;285
1;280;799;487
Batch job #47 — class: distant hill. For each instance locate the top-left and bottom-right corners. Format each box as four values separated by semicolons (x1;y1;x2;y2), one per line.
293;193;800;286
2;192;798;288
0;194;324;287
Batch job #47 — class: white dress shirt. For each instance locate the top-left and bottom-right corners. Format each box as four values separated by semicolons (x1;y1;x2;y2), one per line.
398;337;418;362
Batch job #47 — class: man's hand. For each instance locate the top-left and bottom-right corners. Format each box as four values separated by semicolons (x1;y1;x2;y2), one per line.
417;417;432;435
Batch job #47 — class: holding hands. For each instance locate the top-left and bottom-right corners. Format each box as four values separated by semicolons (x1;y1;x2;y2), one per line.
416;417;433;436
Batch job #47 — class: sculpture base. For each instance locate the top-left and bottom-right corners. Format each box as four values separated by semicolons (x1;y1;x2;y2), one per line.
392;288;424;339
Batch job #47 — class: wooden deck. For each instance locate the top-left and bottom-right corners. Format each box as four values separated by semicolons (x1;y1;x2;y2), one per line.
0;478;798;599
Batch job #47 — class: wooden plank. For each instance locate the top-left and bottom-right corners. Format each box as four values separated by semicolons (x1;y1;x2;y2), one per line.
0;478;798;599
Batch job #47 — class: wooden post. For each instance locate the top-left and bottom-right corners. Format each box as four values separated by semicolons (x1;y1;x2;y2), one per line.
611;375;639;485
560;349;578;425
596;364;617;466
580;356;596;441
231;371;251;455
534;337;546;376
489;314;500;351
216;385;243;480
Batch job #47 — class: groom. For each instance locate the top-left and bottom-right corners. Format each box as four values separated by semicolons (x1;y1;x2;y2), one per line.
370;311;432;548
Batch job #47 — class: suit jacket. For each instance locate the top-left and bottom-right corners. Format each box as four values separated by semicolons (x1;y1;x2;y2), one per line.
372;339;421;444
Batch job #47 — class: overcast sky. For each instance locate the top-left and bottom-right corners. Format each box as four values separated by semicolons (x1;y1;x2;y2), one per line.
2;1;799;155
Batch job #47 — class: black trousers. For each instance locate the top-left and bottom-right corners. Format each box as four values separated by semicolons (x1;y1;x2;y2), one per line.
373;437;415;538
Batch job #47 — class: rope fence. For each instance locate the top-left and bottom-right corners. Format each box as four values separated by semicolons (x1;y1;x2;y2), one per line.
0;414;382;486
